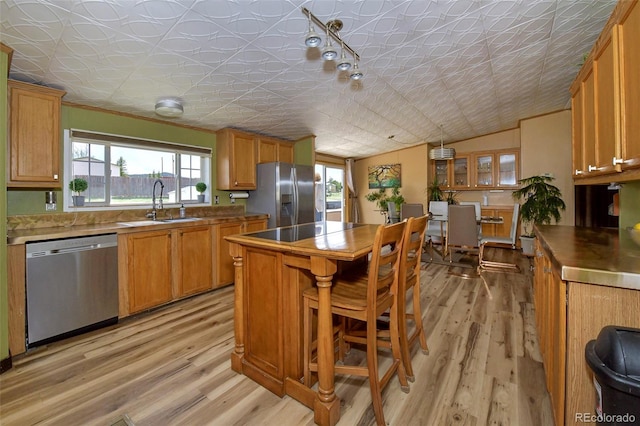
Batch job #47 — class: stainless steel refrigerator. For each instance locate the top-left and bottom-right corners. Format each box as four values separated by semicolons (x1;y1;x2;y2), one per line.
247;162;315;229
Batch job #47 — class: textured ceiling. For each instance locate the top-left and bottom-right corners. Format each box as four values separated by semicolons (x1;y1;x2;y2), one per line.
1;0;617;159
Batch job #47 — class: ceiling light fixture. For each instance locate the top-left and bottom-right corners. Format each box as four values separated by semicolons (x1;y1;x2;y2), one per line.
429;125;455;160
302;7;363;80
155;99;183;118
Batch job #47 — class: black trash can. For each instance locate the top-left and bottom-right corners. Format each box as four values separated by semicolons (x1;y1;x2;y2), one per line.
585;325;640;425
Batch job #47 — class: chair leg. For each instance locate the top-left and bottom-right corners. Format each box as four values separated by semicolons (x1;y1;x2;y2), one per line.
411;283;429;356
366;317;386;426
389;298;410;394
396;287;413;382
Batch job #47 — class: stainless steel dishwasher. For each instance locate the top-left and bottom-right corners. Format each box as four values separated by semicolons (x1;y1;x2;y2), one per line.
26;233;118;347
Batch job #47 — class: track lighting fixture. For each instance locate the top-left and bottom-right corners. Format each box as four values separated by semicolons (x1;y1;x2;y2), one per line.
302;7;363;80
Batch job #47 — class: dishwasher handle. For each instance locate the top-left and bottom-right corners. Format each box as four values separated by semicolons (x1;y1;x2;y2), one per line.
27;240;118;258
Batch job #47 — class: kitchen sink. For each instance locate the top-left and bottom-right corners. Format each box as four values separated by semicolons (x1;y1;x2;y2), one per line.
117;218;201;227
159;217;201;223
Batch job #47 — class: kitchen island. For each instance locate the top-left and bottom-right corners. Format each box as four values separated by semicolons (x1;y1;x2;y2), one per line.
225;221;379;426
533;225;640;426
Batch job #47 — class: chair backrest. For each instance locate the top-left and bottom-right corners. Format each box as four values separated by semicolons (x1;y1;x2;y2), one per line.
398;215;428;292
508;203;520;242
368;221;406;315
447;204;479;249
460;201;481;220
401;203;424;220
428;201;448;219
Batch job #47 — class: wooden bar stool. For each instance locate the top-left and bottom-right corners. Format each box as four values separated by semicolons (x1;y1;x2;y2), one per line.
303;221;408;426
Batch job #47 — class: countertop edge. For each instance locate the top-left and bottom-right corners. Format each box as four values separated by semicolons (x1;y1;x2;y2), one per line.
7;214;269;245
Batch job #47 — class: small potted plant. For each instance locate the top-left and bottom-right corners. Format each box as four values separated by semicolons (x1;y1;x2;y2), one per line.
195;182;207;203
69;177;88;206
365;183;404;223
512;175;566;256
387;184;405;223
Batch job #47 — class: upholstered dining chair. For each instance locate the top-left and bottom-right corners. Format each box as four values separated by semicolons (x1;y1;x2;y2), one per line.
479;203;520;271
425;201;448;259
446;204;480;263
302;221;408;426
447;204;492;298
400;203;424;220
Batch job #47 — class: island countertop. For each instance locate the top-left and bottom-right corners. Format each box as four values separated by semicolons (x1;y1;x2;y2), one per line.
534;225;640;290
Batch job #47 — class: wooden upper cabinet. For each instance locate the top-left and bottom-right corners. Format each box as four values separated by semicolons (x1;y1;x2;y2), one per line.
582;68;597;174
257;137;294;164
593;30;619;174
432;149;519;191
618;0;640;170
7;80;65;188
216;128;257;190
496;150;519;188
474;153;494;188
571;88;585;177
451;155;471;189
434;159;450;187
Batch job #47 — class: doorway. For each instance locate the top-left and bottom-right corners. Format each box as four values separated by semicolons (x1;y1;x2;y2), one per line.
315;164;345;222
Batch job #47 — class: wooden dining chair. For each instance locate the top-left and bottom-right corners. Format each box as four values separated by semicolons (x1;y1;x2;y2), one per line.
302;221;408;426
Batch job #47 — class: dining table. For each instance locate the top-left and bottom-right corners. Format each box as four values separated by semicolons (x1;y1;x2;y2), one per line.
225;221;379;426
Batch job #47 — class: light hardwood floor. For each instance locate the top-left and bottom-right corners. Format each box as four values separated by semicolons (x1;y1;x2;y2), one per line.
0;247;553;426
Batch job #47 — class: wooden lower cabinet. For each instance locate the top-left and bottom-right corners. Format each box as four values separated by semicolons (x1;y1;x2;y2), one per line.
481;206;515;239
534;239;640;426
214;218;268;287
175;225;213;297
124;229;174;314
7;244;27;356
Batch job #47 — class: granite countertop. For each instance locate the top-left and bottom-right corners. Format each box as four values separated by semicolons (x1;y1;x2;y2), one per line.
535;225;640;291
7;213;269;245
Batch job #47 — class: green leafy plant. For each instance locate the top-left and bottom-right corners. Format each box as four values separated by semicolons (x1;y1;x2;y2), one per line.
427;176;443;201
444;191;459;205
365;183;404;212
195;182;207;194
68;178;88;195
512;175;566;236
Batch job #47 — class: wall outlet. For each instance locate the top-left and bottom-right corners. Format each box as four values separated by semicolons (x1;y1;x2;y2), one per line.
214;195;219;205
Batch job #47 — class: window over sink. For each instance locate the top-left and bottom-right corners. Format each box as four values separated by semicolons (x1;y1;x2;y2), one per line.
63;129;211;211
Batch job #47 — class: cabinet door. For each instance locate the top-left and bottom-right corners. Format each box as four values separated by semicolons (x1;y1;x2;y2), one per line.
474;154;493;188
434;159;450;187
619;1;640;170
278;143;294;164
451;155;470;189
176;226;213;297
215;222;243;287
582;69;597;174
257;138;278;163
127;230;173;313
232;135;257;189
496;151;518;188
493;207;514;238
571;89;585;177
593;32;618;174
8;81;64;187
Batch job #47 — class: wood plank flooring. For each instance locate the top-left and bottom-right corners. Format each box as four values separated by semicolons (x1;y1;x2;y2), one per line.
0;247;554;425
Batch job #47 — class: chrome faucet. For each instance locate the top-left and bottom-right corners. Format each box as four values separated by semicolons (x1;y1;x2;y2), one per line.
146;179;165;220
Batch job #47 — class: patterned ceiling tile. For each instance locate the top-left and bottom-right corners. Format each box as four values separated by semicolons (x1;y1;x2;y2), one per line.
0;0;618;158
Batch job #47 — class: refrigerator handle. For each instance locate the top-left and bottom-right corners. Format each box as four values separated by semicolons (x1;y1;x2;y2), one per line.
292;167;299;225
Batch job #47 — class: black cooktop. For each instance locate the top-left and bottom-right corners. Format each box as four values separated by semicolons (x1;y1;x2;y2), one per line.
249;222;364;243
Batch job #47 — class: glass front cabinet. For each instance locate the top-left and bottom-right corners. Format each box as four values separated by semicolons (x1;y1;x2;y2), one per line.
433;149;519;191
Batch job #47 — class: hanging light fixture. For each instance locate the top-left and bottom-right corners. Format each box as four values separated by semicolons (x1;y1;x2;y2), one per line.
321;26;338;61
304;10;321;47
336;42;352;71
302;7;362;79
429;125;455;160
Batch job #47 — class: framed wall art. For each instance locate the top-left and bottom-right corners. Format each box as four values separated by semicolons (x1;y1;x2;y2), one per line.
368;163;401;188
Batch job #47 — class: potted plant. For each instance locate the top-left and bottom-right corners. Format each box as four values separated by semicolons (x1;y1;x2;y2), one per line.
512;175;566;255
426;176;444;201
195;182;207;203
365;183;404;223
69;177;88;206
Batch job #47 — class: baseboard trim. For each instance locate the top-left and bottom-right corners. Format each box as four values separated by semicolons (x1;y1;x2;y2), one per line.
0;352;13;374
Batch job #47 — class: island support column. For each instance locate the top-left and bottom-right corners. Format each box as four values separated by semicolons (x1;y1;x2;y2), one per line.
229;242;244;372
310;256;341;426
